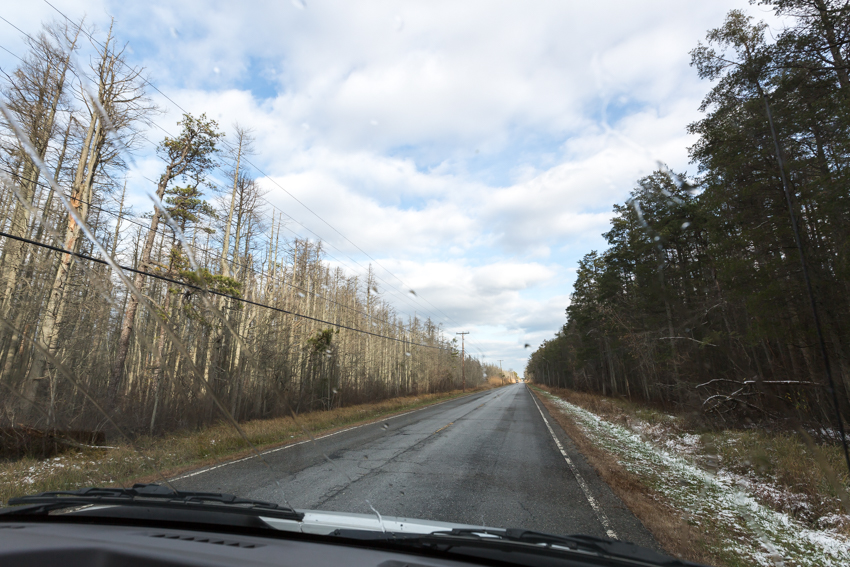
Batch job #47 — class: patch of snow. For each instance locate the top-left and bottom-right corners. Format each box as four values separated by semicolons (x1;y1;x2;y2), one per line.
541;391;850;566
819;514;850;532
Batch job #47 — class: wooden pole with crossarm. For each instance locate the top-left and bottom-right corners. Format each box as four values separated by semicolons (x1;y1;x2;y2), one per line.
456;332;469;392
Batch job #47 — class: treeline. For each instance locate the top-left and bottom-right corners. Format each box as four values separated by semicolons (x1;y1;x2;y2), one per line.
528;2;850;426
0;18;483;436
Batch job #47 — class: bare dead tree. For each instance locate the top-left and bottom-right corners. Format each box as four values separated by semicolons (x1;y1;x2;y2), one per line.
22;19;154;419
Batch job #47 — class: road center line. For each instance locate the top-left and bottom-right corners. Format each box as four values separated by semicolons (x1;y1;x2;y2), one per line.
528;388;619;540
170;390;494;482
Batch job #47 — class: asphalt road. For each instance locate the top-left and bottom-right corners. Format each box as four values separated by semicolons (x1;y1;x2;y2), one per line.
172;383;656;548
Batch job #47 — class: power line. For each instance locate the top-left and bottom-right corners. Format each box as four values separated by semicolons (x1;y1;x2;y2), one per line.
0;171;453;355
142;115;449;331
3;136;489;360
16;5;477;346
136;113;446;330
0;165;421;330
0;44;25;63
0;229;447;350
41;3;461;333
0;15;35;43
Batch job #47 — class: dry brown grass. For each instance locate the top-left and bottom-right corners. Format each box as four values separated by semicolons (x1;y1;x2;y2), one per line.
530;388;722;566
539;386;850;534
534;385;850;566
1;384;500;504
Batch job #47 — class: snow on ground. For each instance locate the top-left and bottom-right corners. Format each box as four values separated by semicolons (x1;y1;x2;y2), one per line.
4;455;83;486
0;452;125;494
538;389;850;567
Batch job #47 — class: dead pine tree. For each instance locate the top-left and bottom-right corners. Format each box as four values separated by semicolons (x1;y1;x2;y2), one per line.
20;20;152;423
0;24;82;405
0;21;79;315
0;24;80;405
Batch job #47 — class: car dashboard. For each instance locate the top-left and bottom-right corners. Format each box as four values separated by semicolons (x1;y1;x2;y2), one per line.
0;519;613;567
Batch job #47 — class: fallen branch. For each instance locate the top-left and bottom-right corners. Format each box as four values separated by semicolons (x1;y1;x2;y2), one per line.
696;377;822;389
659;336;716;346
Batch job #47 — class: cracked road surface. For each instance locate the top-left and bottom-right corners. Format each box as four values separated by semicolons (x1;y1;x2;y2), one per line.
172;383;656;547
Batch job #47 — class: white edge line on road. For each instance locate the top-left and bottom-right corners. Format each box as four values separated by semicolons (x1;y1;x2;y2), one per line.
170;390;493;482
527;387;619;541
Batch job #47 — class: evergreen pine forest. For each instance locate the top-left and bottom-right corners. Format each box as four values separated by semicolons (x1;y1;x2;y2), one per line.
528;3;850;430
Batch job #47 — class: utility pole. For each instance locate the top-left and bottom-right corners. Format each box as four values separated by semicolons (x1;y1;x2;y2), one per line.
456;332;469;392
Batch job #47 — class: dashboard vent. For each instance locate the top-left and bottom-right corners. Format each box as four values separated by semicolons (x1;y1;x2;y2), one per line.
148;533;263;548
0;525;25;529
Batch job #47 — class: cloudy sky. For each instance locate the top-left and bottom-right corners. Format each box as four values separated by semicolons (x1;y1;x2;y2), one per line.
0;0;783;373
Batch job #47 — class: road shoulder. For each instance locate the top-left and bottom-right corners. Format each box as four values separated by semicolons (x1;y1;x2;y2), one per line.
527;385;662;552
531;385;850;567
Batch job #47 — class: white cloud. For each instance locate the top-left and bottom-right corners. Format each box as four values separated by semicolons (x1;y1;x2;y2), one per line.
0;0;785;373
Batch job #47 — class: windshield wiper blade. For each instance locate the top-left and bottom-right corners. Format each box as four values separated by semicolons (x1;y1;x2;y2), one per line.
435;527;603;549
4;483;303;521
411;528;701;566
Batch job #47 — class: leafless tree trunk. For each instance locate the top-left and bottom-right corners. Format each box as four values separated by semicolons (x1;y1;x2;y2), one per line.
0;22;79;314
22;21;150;418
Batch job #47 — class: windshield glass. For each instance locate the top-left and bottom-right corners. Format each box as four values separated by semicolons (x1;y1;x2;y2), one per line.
1;1;849;566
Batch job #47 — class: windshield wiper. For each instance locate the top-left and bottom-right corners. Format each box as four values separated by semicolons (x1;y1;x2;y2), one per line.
2;483;303;521
431;528;697;565
330;527;702;567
